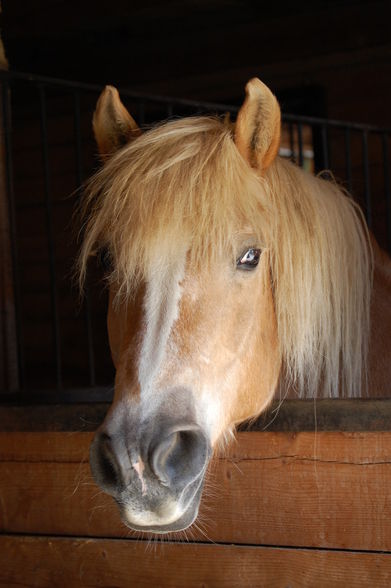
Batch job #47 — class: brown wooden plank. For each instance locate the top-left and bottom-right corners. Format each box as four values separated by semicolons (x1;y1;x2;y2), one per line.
1;430;391;462
0;431;93;461
223;430;391;461
1;432;391;550
1;535;390;588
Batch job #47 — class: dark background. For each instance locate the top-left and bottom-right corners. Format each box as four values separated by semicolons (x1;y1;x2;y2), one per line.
3;0;391;123
1;0;390;396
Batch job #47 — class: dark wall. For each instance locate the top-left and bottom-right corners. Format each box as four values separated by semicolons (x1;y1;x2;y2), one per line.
2;1;390;396
3;0;391;125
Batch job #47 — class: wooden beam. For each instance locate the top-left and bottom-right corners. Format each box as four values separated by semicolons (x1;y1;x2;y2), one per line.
1;535;390;588
1;399;391;432
0;431;390;551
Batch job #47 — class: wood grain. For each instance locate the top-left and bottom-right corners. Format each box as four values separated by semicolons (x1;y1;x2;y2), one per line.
1;431;390;550
1;535;390;588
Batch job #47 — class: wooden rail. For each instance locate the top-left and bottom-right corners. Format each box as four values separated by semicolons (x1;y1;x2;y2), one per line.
1;399;391;431
0;429;390;587
1;536;390;588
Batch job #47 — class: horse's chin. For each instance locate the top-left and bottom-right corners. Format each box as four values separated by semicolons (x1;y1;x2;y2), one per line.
118;478;204;534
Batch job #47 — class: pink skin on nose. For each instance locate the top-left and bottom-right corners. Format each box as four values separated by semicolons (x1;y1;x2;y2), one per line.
132;458;147;496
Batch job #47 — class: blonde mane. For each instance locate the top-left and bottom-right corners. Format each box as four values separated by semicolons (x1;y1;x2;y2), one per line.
79;116;372;399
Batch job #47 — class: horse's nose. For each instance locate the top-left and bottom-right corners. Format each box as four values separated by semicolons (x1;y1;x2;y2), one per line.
90;432;132;494
90;423;210;496
149;426;209;491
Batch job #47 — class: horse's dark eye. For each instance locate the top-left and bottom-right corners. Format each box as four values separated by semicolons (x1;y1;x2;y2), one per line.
237;248;262;270
98;248;112;273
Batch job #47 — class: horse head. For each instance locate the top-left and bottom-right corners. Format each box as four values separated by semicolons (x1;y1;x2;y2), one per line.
84;79;282;533
80;79;371;533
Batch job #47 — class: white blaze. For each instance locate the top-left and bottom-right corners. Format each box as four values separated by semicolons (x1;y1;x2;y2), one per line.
132;458;147;496
138;250;186;402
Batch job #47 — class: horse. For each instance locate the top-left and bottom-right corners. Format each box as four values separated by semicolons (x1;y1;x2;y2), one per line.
79;78;391;534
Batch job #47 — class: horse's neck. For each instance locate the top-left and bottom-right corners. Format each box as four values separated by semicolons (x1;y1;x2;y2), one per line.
368;237;391;397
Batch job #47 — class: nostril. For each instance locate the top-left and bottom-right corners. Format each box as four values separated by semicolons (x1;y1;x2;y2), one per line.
90;432;120;492
150;427;209;489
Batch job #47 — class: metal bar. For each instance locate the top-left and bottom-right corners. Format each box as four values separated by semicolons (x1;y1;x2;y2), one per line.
283;112;390;134
362;131;372;228
382;132;391;251
2;70;390;132
39;85;62;388
288;122;295;162
73;91;96;387
1;79;24;391
0;71;237;115
321;124;329;169
297;122;304;167
344;128;353;193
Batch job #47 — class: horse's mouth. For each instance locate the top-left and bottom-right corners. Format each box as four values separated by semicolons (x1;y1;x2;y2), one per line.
118;476;205;534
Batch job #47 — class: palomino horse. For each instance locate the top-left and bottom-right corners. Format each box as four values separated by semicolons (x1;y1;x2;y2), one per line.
79;78;391;534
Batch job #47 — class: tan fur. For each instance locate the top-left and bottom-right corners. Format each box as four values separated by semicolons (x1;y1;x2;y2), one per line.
79;102;373;401
80;79;391;536
106;285;145;403
105;249;281;441
235;78;281;170
93;86;141;157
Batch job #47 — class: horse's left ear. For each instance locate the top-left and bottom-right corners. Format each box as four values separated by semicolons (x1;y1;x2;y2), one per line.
235;78;281;171
93;85;141;158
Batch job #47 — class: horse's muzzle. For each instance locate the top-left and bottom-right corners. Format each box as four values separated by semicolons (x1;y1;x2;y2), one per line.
90;413;211;533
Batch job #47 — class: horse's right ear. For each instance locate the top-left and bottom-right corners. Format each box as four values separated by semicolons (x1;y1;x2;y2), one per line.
93;86;141;158
235;78;281;171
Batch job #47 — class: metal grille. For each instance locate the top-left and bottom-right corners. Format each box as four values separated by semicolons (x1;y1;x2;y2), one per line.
1;71;390;402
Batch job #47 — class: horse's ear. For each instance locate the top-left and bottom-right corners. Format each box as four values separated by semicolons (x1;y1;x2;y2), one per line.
235;78;281;171
93;85;141;158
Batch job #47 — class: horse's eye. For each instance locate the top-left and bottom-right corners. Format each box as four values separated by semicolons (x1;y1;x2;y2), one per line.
98;248;112;273
236;248;262;270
